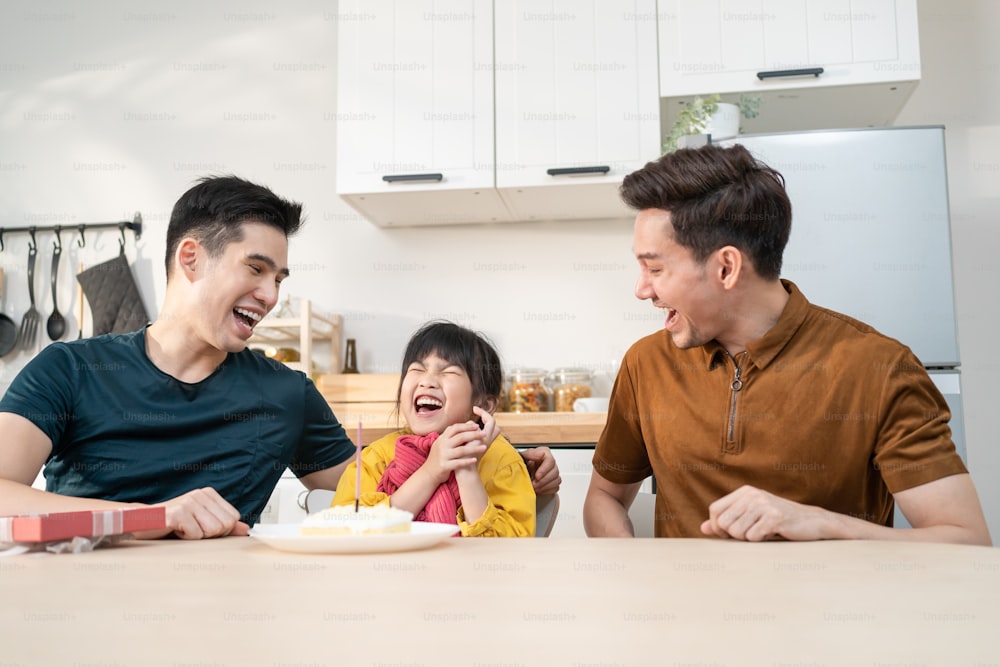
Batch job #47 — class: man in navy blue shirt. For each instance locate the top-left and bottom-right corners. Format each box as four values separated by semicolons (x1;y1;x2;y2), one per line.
0;176;560;539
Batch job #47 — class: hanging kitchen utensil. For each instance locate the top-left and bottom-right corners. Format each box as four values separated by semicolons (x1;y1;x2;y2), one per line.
76;252;149;335
77;261;84;339
16;231;40;350
46;230;67;341
0;268;18;356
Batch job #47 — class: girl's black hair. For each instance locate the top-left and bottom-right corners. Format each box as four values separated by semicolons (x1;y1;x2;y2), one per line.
396;320;503;412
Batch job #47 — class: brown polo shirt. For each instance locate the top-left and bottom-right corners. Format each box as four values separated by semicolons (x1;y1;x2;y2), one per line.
593;281;967;537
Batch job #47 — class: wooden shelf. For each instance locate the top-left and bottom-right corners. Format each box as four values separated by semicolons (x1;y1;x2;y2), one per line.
249;298;342;374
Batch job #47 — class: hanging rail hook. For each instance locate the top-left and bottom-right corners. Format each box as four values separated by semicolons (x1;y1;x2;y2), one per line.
0;215;141;251
28;227;37;252
118;223;127;252
53;226;63;252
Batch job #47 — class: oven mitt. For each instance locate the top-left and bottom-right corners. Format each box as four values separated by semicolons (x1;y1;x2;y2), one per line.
76;253;150;335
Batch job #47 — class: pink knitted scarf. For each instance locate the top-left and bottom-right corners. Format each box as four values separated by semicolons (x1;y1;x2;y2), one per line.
377;432;462;525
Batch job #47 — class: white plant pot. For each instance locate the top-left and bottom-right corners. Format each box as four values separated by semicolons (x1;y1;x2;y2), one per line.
706;102;740;140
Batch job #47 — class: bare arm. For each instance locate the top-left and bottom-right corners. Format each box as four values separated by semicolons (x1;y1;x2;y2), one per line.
298;459;352;492
700;474;991;545
0;411;96;514
451;408;499;522
878;474;989;544
0;412;247;539
583;471;642;537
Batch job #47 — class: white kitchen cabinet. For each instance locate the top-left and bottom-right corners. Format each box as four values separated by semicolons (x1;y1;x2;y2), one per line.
540;447;654;538
336;0;510;226
336;0;660;226
544;447;593;538
658;0;921;133
494;0;661;221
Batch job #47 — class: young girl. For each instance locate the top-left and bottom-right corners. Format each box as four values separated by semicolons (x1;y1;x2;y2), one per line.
331;321;536;537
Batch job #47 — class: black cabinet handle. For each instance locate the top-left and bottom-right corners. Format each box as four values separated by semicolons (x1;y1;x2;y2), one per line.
382;173;444;183
546;166;611;176
757;67;824;80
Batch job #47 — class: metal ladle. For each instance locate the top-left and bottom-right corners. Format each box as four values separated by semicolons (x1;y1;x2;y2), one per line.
46;231;66;341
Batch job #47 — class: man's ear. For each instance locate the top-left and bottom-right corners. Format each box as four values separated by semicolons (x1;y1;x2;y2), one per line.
176;238;200;281
716;246;743;289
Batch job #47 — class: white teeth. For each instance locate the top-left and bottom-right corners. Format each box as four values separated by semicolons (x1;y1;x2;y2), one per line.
416;397;442;408
235;308;262;322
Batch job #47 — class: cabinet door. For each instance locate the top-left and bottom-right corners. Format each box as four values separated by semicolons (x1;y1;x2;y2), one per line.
659;0;919;97
494;0;660;221
540;447;654;537
543;448;594;538
337;0;510;225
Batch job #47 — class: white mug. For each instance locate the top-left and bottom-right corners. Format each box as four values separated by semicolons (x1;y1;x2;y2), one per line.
573;397;610;413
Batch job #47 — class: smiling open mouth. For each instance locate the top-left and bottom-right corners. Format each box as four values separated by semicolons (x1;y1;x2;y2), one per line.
234;307;261;330
415;396;442;414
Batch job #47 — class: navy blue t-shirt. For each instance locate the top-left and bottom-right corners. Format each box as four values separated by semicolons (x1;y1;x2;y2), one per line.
0;329;354;525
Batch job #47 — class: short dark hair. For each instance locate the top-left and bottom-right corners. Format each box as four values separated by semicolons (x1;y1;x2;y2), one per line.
396;321;504;413
619;144;791;280
164;175;303;278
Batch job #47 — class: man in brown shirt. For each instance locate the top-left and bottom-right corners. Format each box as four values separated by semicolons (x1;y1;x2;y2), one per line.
583;144;991;545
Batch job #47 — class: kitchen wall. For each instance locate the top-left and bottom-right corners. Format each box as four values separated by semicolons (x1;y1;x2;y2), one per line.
1;0;998;537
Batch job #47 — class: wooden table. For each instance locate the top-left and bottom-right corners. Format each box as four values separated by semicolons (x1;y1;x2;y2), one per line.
3;537;998;666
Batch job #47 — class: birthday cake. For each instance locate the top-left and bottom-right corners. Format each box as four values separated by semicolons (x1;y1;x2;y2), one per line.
300;504;413;536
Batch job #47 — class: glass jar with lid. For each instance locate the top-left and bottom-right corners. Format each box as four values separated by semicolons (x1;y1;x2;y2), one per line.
548;367;594;412
506;368;551;413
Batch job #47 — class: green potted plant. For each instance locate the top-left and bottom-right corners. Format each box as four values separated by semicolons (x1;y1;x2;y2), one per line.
663;93;761;153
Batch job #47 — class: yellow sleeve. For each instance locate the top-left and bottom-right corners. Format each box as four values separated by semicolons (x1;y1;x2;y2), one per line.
331;432;399;508
457;437;536;537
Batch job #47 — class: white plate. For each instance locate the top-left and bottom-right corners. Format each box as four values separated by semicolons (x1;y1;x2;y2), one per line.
249;522;459;554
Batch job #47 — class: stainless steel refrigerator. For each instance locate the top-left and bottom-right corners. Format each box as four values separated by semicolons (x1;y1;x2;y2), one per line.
718;126;963;526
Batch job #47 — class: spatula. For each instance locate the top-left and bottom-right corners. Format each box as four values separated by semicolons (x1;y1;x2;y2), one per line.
46;237;66;340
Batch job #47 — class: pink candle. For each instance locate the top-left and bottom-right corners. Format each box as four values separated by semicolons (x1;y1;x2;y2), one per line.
354;421;363;512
